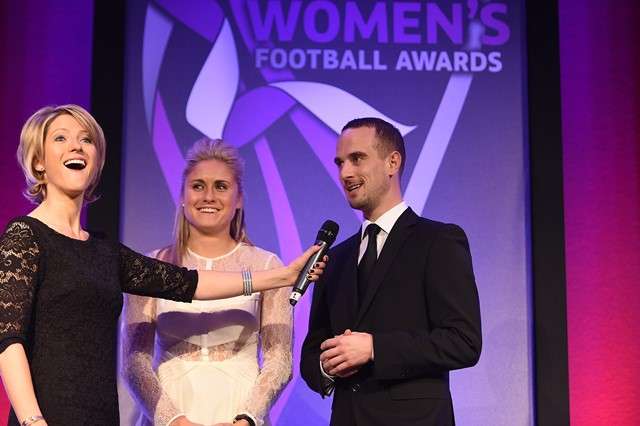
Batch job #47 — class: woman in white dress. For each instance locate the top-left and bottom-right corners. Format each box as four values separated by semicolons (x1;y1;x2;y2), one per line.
122;139;293;426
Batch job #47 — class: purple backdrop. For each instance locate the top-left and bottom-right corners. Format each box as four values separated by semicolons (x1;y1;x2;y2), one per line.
118;1;531;424
2;2;639;425
560;0;640;424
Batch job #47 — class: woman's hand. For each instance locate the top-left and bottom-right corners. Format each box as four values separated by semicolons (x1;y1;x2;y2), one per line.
287;245;328;283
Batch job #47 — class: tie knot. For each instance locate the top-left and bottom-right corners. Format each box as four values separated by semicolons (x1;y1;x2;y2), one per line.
364;223;381;240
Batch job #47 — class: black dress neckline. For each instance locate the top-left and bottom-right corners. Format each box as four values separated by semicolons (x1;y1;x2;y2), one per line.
18;215;93;243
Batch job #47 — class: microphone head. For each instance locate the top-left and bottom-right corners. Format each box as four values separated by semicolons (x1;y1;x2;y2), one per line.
316;220;339;246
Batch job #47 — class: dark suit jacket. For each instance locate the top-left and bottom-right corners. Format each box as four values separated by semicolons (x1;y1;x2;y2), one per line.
301;208;482;426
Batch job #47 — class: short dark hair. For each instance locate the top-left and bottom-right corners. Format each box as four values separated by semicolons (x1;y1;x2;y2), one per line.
342;117;406;176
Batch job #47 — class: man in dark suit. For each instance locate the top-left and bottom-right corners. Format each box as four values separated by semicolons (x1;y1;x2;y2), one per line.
300;117;482;425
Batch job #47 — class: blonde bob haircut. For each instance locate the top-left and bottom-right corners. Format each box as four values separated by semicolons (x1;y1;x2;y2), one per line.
158;138;251;266
17;104;106;204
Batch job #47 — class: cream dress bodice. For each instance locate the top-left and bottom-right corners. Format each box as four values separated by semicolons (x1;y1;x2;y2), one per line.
121;244;292;426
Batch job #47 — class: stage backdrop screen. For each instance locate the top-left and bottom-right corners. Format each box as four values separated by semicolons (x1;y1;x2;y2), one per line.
119;1;531;424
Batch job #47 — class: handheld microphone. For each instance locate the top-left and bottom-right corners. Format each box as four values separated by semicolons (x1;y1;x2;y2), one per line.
289;220;339;306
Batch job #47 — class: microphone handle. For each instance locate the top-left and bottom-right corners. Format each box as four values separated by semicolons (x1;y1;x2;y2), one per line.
289;241;328;306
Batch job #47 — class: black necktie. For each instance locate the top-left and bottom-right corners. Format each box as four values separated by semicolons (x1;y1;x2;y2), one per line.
358;224;381;302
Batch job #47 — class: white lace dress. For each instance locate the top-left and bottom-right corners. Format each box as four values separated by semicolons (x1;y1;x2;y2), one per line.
121;244;292;426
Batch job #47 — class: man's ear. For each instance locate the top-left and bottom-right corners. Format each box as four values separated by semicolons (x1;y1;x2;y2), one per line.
388;151;402;176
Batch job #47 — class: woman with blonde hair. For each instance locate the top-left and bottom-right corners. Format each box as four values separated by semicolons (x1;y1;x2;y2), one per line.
0;105;324;426
122;138;292;426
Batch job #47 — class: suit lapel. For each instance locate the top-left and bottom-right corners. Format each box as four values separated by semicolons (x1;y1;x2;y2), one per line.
355;208;418;327
332;232;360;328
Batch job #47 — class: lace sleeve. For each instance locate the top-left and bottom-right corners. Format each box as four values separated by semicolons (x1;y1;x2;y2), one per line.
0;221;40;354
121;293;182;426
238;255;293;425
119;244;197;302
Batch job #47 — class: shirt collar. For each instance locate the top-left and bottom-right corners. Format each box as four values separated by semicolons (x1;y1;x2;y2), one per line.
361;201;408;239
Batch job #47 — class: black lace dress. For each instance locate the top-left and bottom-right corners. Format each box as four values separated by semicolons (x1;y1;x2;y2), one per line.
0;217;198;425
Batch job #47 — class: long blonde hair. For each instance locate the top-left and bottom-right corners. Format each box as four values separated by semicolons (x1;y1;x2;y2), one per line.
160;138;251;265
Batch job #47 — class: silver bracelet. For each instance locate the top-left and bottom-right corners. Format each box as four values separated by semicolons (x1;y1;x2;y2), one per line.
242;269;253;296
21;415;44;426
242;269;252;295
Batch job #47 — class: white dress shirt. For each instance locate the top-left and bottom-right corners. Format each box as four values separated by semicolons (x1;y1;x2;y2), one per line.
359;201;409;262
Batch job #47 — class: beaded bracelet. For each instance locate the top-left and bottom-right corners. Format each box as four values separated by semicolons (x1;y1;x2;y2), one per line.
242;269;253;296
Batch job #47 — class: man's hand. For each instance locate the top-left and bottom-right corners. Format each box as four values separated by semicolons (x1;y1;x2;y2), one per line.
320;329;373;377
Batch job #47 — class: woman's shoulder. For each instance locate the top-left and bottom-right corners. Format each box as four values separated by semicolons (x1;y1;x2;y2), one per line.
0;216;45;260
2;216;42;240
237;243;283;268
147;245;173;260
